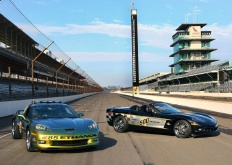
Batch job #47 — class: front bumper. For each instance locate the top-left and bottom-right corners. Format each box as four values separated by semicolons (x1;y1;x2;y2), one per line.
31;132;99;150
191;124;218;134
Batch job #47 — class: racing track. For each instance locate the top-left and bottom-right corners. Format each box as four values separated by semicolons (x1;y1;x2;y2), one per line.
0;92;232;165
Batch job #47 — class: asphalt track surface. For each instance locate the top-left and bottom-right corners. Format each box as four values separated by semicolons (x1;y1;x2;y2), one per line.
0;92;232;165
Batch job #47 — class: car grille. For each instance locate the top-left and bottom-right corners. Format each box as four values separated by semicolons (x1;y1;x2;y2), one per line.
204;127;217;132
52;140;88;146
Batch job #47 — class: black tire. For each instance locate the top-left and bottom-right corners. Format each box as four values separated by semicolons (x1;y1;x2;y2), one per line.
173;120;191;138
107;121;113;126
26;130;35;152
113;116;129;133
11;122;22;139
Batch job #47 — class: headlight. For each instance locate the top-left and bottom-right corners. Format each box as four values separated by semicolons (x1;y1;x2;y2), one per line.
35;124;50;131
88;123;98;130
191;122;199;126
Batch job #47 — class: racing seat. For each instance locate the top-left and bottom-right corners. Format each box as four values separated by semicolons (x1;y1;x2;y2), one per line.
133;106;139;111
138;105;151;116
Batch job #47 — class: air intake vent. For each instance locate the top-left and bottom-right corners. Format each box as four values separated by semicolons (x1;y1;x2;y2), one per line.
65;128;76;131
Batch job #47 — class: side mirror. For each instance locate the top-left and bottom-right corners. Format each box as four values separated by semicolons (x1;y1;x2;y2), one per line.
18;114;26;120
17;110;24;115
78;112;84;117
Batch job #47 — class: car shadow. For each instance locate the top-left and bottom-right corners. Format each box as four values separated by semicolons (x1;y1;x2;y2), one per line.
129;126;174;137
40;132;117;154
129;125;220;138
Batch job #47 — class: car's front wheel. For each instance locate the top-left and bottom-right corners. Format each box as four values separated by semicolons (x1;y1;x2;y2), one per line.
113;116;129;133
11;122;22;139
173;120;191;138
26;130;35;152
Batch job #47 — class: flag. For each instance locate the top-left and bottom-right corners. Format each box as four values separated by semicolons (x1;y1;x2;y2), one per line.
130;2;134;7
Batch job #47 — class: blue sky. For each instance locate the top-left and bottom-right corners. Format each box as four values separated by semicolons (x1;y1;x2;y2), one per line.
9;0;232;87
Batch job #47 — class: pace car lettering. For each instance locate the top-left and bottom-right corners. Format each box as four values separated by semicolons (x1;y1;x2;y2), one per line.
140;118;149;125
33;105;60;108
43;134;97;140
150;121;160;123
67;134;97;139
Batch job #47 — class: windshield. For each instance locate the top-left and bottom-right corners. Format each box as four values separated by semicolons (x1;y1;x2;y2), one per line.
150;102;181;114
29;104;79;119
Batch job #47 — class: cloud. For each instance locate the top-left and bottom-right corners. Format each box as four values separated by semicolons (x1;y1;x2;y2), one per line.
138;24;174;48
34;20;232;63
37;20;175;49
67;51;170;63
32;0;61;5
166;5;173;10
207;24;232;61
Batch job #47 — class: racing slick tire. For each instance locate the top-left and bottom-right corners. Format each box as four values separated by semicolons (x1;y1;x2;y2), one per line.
26;130;36;152
113;116;129;133
173;120;191;138
11;122;23;139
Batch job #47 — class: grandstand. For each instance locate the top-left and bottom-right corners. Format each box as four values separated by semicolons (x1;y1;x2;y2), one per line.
138;59;232;93
0;1;102;101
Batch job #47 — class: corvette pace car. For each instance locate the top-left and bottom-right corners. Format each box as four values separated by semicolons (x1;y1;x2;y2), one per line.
12;101;99;152
106;102;218;138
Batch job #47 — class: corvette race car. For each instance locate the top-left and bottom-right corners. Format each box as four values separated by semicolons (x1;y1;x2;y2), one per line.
106;102;218;138
12;101;99;152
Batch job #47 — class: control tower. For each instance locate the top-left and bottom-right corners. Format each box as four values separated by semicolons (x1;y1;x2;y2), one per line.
169;23;219;74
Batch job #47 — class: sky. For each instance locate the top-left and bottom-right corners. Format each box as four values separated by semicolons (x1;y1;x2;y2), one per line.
8;0;232;87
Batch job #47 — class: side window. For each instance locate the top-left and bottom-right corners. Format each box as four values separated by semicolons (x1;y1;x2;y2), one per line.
138;105;152;116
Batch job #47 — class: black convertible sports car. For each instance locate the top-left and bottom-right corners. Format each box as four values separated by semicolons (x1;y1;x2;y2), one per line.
106;102;218;138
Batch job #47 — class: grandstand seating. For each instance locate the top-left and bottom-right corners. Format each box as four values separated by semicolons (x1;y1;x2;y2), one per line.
0;77;80;101
137;60;232;93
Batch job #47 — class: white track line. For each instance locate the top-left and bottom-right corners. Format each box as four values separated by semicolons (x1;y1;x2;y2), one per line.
0;133;11;139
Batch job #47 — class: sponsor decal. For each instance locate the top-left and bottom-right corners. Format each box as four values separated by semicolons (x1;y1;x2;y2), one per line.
140;118;149;126
193;27;198;32
190;26;201;38
17;121;23;133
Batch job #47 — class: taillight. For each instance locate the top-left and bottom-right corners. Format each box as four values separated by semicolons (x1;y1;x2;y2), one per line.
108;111;113;115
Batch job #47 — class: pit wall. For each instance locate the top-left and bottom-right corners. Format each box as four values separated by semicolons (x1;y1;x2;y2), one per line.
0;93;98;117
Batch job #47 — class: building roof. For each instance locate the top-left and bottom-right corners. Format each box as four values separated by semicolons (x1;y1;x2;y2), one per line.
169;59;219;67
170;38;215;47
169;48;217;57
176;23;207;31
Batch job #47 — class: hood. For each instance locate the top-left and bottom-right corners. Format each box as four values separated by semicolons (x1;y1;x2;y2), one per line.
182;113;217;125
32;118;97;133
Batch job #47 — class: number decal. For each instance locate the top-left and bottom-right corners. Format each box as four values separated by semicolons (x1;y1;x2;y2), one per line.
48;136;59;140
140;118;149;125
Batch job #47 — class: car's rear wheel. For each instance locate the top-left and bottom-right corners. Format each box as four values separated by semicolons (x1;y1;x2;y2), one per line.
11;122;22;139
173;120;191;138
113;116;129;133
26;130;35;152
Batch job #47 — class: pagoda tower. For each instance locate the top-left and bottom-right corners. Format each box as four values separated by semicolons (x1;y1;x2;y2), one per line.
169;23;219;74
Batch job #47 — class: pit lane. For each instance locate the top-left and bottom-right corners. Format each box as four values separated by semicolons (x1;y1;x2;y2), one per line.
0;92;232;165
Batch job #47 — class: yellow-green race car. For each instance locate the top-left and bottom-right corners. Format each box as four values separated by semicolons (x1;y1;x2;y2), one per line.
11;101;99;152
